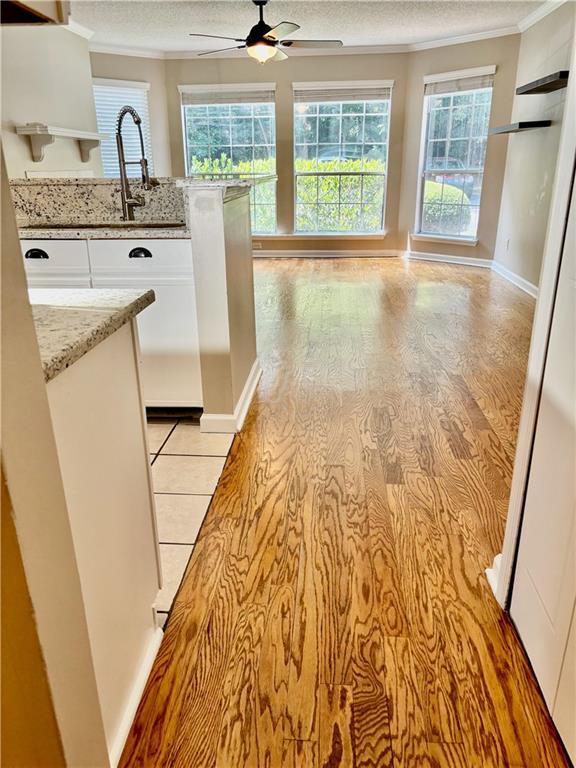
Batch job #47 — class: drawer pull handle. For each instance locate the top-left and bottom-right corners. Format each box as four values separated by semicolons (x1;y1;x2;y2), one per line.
129;247;152;259
25;248;49;260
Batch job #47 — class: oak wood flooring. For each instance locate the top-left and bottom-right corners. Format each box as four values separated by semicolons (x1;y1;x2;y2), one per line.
121;258;569;767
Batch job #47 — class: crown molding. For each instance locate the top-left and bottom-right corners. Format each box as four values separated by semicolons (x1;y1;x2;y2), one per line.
65;19;94;40
89;42;165;59
408;24;518;50
86;2;564;62
517;0;567;32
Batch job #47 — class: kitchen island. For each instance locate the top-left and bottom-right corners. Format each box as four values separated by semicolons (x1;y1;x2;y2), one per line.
28;287;162;767
15;176;266;431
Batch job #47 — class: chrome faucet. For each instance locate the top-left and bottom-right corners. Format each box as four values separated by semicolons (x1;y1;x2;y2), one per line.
116;106;156;220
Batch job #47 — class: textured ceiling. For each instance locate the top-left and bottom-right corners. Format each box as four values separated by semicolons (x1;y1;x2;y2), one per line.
72;0;544;54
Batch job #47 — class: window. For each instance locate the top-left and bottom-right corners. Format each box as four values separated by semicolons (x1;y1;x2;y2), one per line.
93;79;153;178
417;69;494;239
293;81;392;234
180;84;277;234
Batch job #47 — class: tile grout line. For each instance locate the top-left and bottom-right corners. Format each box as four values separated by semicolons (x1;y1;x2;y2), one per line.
150;417;233;619
158;452;231;458
157;419;180;451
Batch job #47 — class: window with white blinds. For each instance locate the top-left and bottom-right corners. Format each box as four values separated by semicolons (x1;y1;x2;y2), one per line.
417;67;495;239
179;83;277;233
292;81;393;234
93;79;153;178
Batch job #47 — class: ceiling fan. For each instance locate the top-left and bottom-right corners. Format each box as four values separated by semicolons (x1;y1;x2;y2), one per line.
189;0;343;64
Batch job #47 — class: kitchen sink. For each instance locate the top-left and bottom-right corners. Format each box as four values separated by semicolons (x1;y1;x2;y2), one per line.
21;221;186;230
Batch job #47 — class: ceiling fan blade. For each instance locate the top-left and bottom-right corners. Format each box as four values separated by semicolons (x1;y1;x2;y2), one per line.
198;45;246;56
264;21;300;41
189;33;245;42
281;39;343;48
272;48;289;61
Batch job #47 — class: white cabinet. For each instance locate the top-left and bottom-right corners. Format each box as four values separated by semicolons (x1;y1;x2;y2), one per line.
88;239;203;408
21;237;203;407
21;239;91;287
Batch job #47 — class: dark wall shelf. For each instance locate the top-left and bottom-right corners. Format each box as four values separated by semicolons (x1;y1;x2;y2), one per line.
490;120;552;135
516;70;569;95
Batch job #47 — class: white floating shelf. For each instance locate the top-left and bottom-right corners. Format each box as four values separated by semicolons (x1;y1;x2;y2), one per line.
15;123;108;163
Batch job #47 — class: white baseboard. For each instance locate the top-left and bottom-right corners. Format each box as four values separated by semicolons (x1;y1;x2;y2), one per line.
200;358;262;434
486;553;503;603
404;250;493;268
253;249;402;258
109;626;163;767
405;250;539;296
491;260;539;298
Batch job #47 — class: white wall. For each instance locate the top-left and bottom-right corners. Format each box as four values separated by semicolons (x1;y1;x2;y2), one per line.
1;26;103;178
493;3;575;286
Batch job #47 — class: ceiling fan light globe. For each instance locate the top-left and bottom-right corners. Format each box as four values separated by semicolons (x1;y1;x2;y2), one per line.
247;41;277;63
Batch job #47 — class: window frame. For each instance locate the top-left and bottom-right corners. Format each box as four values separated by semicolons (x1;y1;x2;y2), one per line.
292;80;393;236
414;66;495;243
92;78;153;179
178;83;277;234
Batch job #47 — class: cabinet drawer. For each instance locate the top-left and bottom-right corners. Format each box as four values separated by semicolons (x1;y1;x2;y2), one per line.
21;239;90;276
88;239;193;275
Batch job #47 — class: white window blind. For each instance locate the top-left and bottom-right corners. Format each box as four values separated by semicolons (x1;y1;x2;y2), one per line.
293;80;394;104
424;73;494;96
93;80;153;178
178;83;276;106
417;68;494;240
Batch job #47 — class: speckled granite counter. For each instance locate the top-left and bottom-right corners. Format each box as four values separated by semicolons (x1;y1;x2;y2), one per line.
19;224;190;240
29;288;155;382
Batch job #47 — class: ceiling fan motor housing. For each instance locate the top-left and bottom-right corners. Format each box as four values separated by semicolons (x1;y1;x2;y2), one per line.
247;19;275;46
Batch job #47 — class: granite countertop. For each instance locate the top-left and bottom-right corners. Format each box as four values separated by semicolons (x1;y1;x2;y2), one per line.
176;175;277;202
19;224;190;240
177;175;277;188
29;288;155;382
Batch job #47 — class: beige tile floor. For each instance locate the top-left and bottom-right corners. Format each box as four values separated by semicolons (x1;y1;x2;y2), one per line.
147;419;233;622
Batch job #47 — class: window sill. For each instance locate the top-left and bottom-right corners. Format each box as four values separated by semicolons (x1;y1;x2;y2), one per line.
410;233;478;247
255;232;388;240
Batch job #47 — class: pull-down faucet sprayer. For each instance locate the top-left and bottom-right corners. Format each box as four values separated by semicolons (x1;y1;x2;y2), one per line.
116;106;157;220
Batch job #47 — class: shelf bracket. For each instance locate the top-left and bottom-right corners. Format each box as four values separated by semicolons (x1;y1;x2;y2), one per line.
78;138;100;163
27;133;56;162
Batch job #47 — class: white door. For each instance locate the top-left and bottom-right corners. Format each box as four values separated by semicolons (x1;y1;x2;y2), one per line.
511;180;576;761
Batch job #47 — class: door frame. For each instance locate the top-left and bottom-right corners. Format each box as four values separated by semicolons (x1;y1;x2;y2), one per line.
487;36;576;608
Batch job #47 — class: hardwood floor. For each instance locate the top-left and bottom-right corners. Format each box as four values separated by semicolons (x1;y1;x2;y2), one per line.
121;258;569;767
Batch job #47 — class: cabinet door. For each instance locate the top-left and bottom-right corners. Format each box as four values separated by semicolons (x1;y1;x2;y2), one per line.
88;239;193;275
92;276;202;407
21;239;91;286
